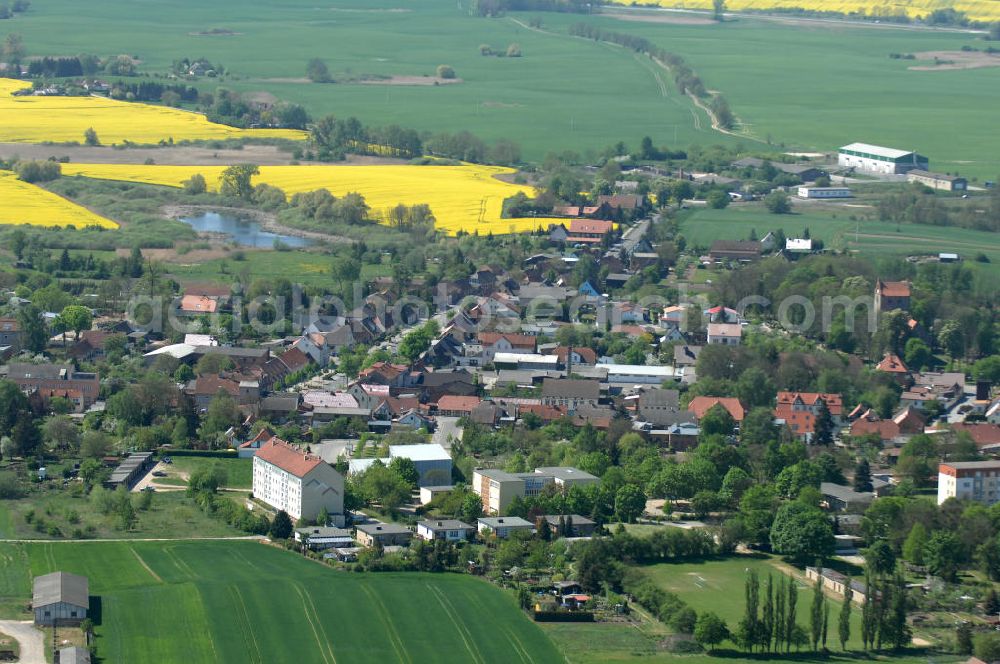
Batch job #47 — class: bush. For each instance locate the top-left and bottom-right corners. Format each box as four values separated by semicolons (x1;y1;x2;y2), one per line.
15;159;62;183
436;65;456;79
706;190;729;209
764;190;791;214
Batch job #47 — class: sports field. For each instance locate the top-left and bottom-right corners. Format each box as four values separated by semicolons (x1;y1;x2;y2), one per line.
0;170;118;228
59;163;561;235
0;78;304;144
0;539;561;663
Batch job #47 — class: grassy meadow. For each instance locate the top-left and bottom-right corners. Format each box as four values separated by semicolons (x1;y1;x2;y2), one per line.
679;203;1000;286
0;539;562;663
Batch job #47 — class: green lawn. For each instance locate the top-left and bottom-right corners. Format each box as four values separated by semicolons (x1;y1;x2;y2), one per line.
164;456;254;490
164;247;389;288
0;539;562;663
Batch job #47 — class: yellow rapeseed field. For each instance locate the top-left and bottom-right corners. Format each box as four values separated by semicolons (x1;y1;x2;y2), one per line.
60;163;564;235
0;171;118;229
0;78;306;144
609;0;1000;22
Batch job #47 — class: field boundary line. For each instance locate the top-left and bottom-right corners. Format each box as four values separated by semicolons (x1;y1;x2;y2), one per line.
426;584;486;664
360;583;411;664
128;546;163;584
292;583;335;664
229;585;264;664
163;545;198;579
297;582;338;664
458;584;535;664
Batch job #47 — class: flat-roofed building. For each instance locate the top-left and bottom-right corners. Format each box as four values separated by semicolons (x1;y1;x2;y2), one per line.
797;186;852;199
416;519;475;542
477;516;534;539
906;169;967;191
938;460;1000;505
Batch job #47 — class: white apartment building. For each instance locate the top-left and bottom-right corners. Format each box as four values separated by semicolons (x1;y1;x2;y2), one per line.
937;461;1000;506
473;466;599;515
252;438;345;522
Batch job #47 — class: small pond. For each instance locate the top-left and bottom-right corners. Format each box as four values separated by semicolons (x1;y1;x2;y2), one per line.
178;211;311;248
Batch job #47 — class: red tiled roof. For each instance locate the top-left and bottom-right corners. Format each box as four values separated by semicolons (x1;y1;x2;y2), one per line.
180;295;218;313
436;395;482;413
520;403;567;422
194;375;239;397
553;346;597;365
776;392;843;417
278;347;310;373
478;332;536;349
879;280;911;298
687;397;746;422
568;219;614;235
851;418;899;441
255;438;324;478
877;353;909;374
952;423;1000;447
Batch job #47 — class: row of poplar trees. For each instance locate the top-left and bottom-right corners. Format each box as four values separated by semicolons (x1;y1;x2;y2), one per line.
736;563;910;654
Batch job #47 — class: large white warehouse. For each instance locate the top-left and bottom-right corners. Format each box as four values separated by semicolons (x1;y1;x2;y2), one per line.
838;143;927;175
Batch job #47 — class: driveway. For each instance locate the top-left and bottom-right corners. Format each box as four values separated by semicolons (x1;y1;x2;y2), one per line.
432;416;463;451
0;620;45;664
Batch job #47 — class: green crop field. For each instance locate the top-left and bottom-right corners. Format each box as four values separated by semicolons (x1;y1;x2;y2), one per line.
0;539;561;663
540;10;1000;180
5;0;711;161
9;1;1000;172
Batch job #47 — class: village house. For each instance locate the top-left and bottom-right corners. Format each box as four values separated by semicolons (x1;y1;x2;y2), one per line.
355;522;413;547
850;406;925;443
415;519;475;542
706;323;743;346
876;353;911;385
875;279;911;313
774;392;844;441
541;378;600;413
6;363;100;410
0;317;21;353
536;514;597;537
294;526;354;551
477;516;534;539
708;240;761;262
687;396;746;423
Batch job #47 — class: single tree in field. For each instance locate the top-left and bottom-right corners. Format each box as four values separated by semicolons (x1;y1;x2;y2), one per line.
306;57;331;83
219;163;259;200
436;64;456;79
183;173;207;195
84;127;100;146
713;0;726;21
3;33;25;66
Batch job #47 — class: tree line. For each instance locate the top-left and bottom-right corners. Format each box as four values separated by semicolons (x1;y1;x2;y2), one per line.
568;22;736;129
